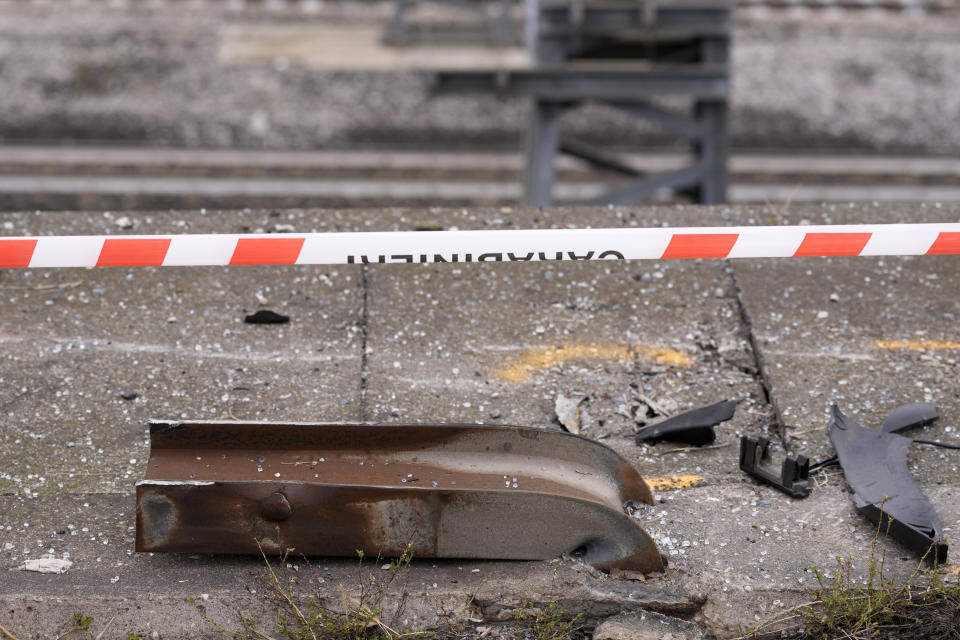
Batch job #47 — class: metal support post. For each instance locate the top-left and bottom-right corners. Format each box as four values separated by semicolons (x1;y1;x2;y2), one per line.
523;100;563;206
694;99;728;204
693;35;730;204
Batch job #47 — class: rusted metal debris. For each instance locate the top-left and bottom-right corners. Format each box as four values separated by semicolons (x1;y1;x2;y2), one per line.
136;421;664;573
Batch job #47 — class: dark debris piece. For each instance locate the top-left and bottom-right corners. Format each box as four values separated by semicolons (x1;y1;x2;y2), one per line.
811;402;940;471
739;436;810;499
828;404;948;563
244;310;290;325
635;400;735;446
880;402;939;434
119;390;139;401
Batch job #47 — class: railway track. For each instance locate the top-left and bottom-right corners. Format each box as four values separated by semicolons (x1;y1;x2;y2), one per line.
1;0;955;16
0;146;958;210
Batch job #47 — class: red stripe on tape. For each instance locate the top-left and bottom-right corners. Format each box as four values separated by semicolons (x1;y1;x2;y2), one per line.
0;239;38;268
926;231;960;255
661;234;739;259
230;238;305;265
794;233;871;257
97;238;171;267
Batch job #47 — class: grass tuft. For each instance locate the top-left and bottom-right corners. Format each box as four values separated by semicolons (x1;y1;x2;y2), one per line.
50;613;94;640
189;539;590;640
191;540;431;640
515;600;583;640
736;508;959;640
797;559;959;639
791;512;959;640
515;562;584;640
72;614;92;632
796;514;958;639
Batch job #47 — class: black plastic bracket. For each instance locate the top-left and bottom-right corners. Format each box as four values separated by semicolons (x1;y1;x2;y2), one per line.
635;400;736;446
739;436;811;499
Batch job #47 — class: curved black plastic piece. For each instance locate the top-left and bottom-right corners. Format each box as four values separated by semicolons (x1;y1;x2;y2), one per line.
828;405;948;563
880;402;939;434
739;436;811;498
244;309;290;324
635;400;735;446
810;401;940;471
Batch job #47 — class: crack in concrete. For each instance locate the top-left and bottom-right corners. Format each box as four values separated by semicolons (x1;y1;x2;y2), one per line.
359;265;370;421
726;264;788;448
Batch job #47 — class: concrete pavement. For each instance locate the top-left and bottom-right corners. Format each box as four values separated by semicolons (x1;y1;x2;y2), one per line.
1;204;958;638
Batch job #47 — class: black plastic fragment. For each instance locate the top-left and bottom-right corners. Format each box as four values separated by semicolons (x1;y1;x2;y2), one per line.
828;405;948;563
634;400;735;446
811;402;940;471
739;437;811;498
244;310;290;325
880;402;939;434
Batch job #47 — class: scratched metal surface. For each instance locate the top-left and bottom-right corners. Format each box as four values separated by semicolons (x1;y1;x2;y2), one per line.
136;421;664;572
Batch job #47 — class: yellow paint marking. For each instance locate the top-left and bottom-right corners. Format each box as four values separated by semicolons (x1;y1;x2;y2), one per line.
875;339;960;351
497;343;692;382
645;475;704;491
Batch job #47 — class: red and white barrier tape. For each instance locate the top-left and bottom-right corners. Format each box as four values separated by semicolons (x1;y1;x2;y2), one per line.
1;223;958;268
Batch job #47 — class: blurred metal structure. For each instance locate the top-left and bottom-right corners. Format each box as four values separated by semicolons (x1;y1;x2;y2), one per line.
383;0;524;45
430;0;733;205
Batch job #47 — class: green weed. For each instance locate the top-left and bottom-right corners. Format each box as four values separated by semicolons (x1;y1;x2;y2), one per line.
49;613;93;640
189;542;603;640
515;563;584;640
190;541;431;640
515;600;583;640
796;516;957;639
72;614;92;632
740;512;958;640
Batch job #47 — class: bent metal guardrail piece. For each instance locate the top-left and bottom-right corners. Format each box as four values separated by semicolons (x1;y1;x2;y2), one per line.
136;421;665;573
